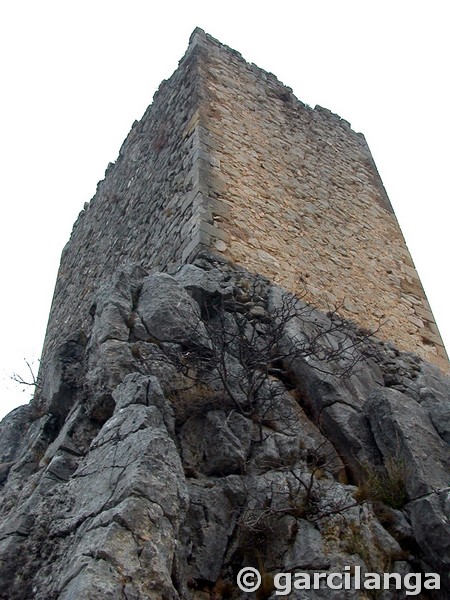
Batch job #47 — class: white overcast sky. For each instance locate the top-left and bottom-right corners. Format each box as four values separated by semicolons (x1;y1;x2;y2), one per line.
0;0;448;419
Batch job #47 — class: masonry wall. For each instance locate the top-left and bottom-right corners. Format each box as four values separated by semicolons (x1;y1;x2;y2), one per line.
189;30;447;368
41;28;447;370
41;40;209;361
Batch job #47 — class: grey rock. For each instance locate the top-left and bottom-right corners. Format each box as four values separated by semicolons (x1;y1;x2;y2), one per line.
47;401;187;598
267;285;387;478
84;339;137;420
0;462;14;484
283;519;329;570
407;492;450;573
369;518;403;559
183;479;242;582
319;403;382;477
174;263;230;307
58;558;128;600
90;265;147;345
373;505;416;549
41;334;86;419
0;404;33;464
424;396;450;446
180;409;252;475
250;430;302;470
94;303;129;344
365;387;450;499
42;404;86;463
112;372;175;435
417;380;450;445
365;387;450;584
1;263;449;599
44;453;77;482
249;304;268;319
137;272;211;347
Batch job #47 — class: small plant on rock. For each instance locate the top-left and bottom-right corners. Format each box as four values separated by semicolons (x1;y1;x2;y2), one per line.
354;456;408;510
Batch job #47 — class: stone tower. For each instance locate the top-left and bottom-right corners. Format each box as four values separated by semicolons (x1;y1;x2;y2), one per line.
1;29;449;600
42;27;447;371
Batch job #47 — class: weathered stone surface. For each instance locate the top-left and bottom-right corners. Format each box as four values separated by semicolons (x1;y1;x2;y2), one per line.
40;334;86;419
35;28;447;380
112;373;176;435
282;519;328;570
1;27;450;599
84;339;136;419
268;284;385;476
192;31;447;367
408;492;450;574
1;221;450;599
319;403;382;476
183;478;244;582
42;404;89;464
416;361;450;444
137;273;210;347
365;387;450;499
180;410;252;475
174;263;231;308
364;387;450;584
0;404;33;463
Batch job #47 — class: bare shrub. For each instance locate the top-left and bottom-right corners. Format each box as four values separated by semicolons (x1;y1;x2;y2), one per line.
157;276;372;434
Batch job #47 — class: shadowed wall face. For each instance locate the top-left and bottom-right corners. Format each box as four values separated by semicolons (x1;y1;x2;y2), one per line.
192;32;447;367
41;43;206;361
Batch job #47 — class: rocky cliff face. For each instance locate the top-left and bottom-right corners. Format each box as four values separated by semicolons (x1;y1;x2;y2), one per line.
0;255;449;599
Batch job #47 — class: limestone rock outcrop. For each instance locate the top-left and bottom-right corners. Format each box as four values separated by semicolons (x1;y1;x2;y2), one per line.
0;256;448;599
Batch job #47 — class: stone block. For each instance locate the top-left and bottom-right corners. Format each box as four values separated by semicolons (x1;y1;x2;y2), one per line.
414;305;435;322
183;110;200;139
198;221;229;243
425;320;443;337
197;124;220;150
400;279;425;297
421;330;445;347
402;264;421;280
203;195;231;218
181;230;211;263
